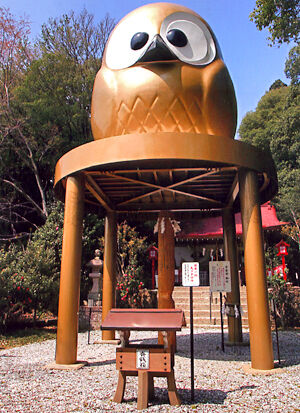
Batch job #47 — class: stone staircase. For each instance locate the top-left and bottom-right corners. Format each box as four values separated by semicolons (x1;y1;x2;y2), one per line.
172;286;249;329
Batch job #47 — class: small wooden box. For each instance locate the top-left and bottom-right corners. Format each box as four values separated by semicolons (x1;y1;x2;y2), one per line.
116;346;172;373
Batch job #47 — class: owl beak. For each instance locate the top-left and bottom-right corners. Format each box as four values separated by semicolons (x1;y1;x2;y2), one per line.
138;34;178;64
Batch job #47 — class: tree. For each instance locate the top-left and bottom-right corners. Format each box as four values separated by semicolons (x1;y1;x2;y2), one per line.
250;0;300;45
0;8;115;242
39;9;115;63
0;7;32;107
0;7;37;240
239;81;299;213
239;72;300;273
285;44;300;85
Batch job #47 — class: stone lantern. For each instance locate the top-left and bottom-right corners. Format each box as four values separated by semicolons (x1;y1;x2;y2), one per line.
87;249;103;306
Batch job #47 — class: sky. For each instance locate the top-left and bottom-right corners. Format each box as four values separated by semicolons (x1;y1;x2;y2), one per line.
2;0;293;135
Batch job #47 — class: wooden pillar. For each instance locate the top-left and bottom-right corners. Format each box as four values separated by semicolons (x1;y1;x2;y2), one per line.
102;211;117;340
157;211;176;350
56;174;84;365
222;207;243;344
239;169;274;370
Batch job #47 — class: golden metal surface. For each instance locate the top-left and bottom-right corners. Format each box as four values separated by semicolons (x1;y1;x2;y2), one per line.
54;133;277;213
55;175;84;365
91;3;237;140
239;169;274;370
102;212;117;341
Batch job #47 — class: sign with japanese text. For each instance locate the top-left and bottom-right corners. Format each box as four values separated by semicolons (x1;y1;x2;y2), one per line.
209;261;231;292
182;262;200;287
136;349;150;369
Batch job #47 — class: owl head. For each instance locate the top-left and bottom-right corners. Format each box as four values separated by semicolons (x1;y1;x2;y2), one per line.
91;3;237;140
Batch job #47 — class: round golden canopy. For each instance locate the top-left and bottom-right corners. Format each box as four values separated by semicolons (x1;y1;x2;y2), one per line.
54;132;277;216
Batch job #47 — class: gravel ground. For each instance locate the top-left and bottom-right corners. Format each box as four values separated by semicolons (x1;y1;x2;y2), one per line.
0;328;299;412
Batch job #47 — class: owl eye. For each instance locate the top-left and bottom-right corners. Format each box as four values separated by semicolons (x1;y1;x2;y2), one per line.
105;15;155;69
166;29;187;47
160;12;217;66
131;32;149;50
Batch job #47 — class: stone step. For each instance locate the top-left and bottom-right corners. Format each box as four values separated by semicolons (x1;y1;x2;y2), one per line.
174;300;248;309
175;301;248;309
184;315;249;324
173;290;248;300
172;286;249;328
173;286;248;293
182;308;248;317
173;291;248;299
183;317;249;328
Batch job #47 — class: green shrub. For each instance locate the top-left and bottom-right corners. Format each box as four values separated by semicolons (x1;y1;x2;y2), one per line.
117;267;144;308
268;274;300;328
100;221;149;308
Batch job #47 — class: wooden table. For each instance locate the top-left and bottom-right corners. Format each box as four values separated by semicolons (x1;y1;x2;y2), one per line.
101;308;184;410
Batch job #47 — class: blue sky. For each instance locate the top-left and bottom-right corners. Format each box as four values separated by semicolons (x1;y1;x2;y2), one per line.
2;0;293;135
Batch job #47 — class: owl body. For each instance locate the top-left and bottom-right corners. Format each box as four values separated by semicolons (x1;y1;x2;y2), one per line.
91;3;237;140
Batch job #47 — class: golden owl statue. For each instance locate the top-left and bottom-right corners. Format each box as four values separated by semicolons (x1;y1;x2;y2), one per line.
91;2;237;140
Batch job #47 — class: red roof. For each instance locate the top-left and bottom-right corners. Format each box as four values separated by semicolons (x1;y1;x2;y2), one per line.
177;202;287;240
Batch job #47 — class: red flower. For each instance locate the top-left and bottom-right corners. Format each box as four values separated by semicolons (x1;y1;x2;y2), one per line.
28;298;32;303
17;286;21;291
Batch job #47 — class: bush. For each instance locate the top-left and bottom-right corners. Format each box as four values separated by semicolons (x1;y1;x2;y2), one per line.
116;267;144;308
0;247;32;331
268;274;300;328
100;221;150;308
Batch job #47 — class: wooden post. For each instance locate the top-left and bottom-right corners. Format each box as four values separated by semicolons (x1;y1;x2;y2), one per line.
102;211;117;341
222;207;243;344
157;211;176;350
55;174;84;365
239;169;274;370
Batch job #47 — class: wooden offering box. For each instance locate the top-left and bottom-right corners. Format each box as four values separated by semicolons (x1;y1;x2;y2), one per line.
101;309;184;410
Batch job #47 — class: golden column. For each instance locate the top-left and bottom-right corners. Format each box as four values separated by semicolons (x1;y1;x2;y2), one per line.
157;211;176;350
222;207;243;344
55;174;84;365
239;169;274;370
102;211;117;341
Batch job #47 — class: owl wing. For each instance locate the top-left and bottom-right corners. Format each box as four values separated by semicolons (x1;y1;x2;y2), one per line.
91;67;118;140
201;59;237;139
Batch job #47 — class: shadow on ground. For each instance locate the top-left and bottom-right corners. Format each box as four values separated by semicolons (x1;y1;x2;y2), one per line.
118;384;258;407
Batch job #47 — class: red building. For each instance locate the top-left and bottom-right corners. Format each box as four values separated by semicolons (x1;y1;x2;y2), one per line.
174;202;287;285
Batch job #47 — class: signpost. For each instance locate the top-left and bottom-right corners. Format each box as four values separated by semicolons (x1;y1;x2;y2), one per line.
148;246;158;289
209;261;231;352
182;262;199;401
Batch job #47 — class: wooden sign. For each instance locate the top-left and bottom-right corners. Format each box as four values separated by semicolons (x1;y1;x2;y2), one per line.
209;261;231;292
